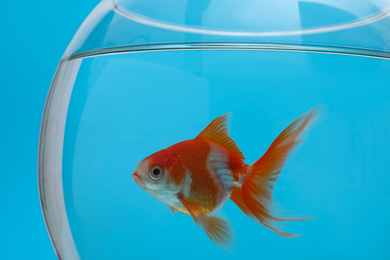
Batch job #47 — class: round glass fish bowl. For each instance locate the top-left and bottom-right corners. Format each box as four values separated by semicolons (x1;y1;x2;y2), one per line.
39;0;390;259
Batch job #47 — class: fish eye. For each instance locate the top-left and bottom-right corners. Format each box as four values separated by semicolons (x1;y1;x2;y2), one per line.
149;164;163;180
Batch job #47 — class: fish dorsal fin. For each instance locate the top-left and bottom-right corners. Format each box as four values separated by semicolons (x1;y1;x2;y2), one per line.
196;113;245;161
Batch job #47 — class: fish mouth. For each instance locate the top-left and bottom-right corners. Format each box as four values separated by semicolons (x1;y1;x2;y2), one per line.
132;172;146;189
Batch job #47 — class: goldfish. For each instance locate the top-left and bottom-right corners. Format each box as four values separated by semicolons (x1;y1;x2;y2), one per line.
132;107;319;249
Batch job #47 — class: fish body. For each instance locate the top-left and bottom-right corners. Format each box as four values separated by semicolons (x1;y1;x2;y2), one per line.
136;137;245;214
132;108;319;249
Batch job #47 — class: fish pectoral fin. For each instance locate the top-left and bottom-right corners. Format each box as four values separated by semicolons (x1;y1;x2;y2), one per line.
178;195;233;250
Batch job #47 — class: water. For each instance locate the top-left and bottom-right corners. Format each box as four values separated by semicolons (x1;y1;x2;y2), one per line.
60;47;390;259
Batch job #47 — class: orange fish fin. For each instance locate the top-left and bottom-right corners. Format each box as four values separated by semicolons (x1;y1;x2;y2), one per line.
178;195;234;250
230;186;301;238
166;204;175;215
196;113;245;161
231;107;319;237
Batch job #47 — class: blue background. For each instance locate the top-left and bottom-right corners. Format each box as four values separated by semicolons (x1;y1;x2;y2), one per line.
0;1;99;259
62;48;390;259
2;1;390;259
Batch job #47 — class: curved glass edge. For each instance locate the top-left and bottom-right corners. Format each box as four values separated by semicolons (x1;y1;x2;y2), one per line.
63;0;390;60
114;0;390;37
115;0;390;33
65;42;390;62
63;0;113;60
38;60;82;260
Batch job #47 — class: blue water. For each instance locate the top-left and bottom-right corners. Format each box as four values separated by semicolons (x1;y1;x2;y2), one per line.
63;48;390;259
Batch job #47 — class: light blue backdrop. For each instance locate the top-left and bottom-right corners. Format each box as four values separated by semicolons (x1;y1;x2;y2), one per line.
0;1;99;259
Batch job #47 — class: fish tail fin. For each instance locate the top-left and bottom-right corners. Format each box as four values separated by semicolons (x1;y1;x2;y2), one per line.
230;107;319;237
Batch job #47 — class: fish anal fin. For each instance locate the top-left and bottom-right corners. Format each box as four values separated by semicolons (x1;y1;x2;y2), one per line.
178;195;233;250
196;113;245;161
166;204;175;215
229;186;251;217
